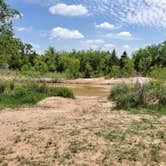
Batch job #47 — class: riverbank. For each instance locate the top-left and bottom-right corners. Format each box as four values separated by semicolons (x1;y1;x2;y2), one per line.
0;76;151;85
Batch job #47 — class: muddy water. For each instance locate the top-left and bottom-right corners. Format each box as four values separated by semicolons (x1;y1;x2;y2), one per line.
53;83;111;97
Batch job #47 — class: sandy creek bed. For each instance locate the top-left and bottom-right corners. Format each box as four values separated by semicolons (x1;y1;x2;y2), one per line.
0;77;165;166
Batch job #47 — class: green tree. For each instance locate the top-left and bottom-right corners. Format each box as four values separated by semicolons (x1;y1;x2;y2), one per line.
66;58;80;78
44;47;57;72
120;51;128;69
0;0;20;68
84;63;93;78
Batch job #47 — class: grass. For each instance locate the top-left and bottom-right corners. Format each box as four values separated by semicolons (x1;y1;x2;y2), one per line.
150;145;160;162
0;80;74;109
126;107;166;117
108;80;166;116
20;70;68;79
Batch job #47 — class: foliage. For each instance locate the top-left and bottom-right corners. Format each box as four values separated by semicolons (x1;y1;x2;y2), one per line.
149;66;166;80
0;81;74;109
108;80;166;111
133;43;166;76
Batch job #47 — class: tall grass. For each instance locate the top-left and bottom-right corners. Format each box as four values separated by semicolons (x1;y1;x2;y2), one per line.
108;80;166;115
149;67;166;80
0;80;74;109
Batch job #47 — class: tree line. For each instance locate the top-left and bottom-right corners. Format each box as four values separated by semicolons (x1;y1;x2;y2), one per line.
0;0;166;78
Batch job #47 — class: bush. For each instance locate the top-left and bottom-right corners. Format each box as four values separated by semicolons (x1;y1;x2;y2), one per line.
149;67;166;80
13;86;27;98
0;82;6;94
108;80;166;110
49;87;75;99
144;80;166;105
0;80;75;109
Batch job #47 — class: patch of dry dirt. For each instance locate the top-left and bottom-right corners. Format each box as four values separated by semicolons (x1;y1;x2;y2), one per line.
0;95;165;166
38;77;151;85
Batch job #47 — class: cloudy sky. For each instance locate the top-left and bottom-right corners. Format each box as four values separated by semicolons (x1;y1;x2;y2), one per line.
6;0;166;55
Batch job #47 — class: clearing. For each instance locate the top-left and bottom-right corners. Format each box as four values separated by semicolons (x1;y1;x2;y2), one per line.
0;77;165;166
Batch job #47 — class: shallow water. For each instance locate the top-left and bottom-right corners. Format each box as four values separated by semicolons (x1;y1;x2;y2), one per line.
53;83;111;97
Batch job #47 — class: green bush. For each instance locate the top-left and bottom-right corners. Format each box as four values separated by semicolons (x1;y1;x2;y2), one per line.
13;86;27;98
0;83;6;94
0;80;75;109
49;87;75;99
149;67;166;80
144;80;166;105
108;80;166;110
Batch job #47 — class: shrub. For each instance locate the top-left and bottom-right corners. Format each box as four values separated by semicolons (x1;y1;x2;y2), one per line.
49;87;75;99
0;82;6;94
144;80;166;105
13;86;27;98
0;80;75;109
108;80;166;110
149;67;166;80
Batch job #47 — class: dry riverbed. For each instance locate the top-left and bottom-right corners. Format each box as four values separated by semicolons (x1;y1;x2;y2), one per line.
0;77;165;166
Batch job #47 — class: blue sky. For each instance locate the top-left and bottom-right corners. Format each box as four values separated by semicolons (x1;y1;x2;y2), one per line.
6;0;166;55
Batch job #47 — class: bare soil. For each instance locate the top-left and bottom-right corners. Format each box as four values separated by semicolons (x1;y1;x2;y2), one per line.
0;77;165;166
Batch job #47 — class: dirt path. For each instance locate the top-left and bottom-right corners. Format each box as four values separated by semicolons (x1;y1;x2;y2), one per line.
0;95;166;166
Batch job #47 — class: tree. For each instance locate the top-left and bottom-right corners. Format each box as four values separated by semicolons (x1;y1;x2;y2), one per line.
111;49;119;66
84;63;93;78
66;58;80;78
0;0;20;68
120;51;128;69
110;65;121;78
107;49;119;73
133;47;153;75
44;47;57;72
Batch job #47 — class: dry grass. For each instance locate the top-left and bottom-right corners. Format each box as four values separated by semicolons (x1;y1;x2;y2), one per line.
0;96;165;166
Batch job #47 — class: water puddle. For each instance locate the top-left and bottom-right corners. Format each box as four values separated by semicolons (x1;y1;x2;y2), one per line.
52;83;111;97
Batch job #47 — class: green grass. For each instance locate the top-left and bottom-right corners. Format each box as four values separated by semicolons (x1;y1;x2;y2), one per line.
109;80;166;116
125;106;166;117
0;80;74;109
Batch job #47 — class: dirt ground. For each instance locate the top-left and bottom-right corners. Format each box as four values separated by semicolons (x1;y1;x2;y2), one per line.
1;76;151;85
0;77;165;166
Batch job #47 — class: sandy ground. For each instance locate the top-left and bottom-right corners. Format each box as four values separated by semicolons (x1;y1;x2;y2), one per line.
32;77;151;87
0;77;165;166
0;76;151;85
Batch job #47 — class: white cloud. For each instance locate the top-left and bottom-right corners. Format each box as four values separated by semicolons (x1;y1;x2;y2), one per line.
105;33;113;38
9;0;59;6
50;27;84;39
16;27;26;32
81;39;105;49
102;43;115;51
96;22;115;29
49;3;88;16
83;39;105;44
15;26;32;32
117;32;132;38
77;0;166;27
105;31;133;40
81;39;115;51
123;45;130;50
10;0;166;27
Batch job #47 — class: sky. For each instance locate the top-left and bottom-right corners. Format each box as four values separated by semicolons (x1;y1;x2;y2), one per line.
6;0;166;55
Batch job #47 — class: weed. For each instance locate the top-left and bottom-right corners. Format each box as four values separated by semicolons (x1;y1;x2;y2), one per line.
69;129;80;136
14;135;21;144
150;145;160;162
